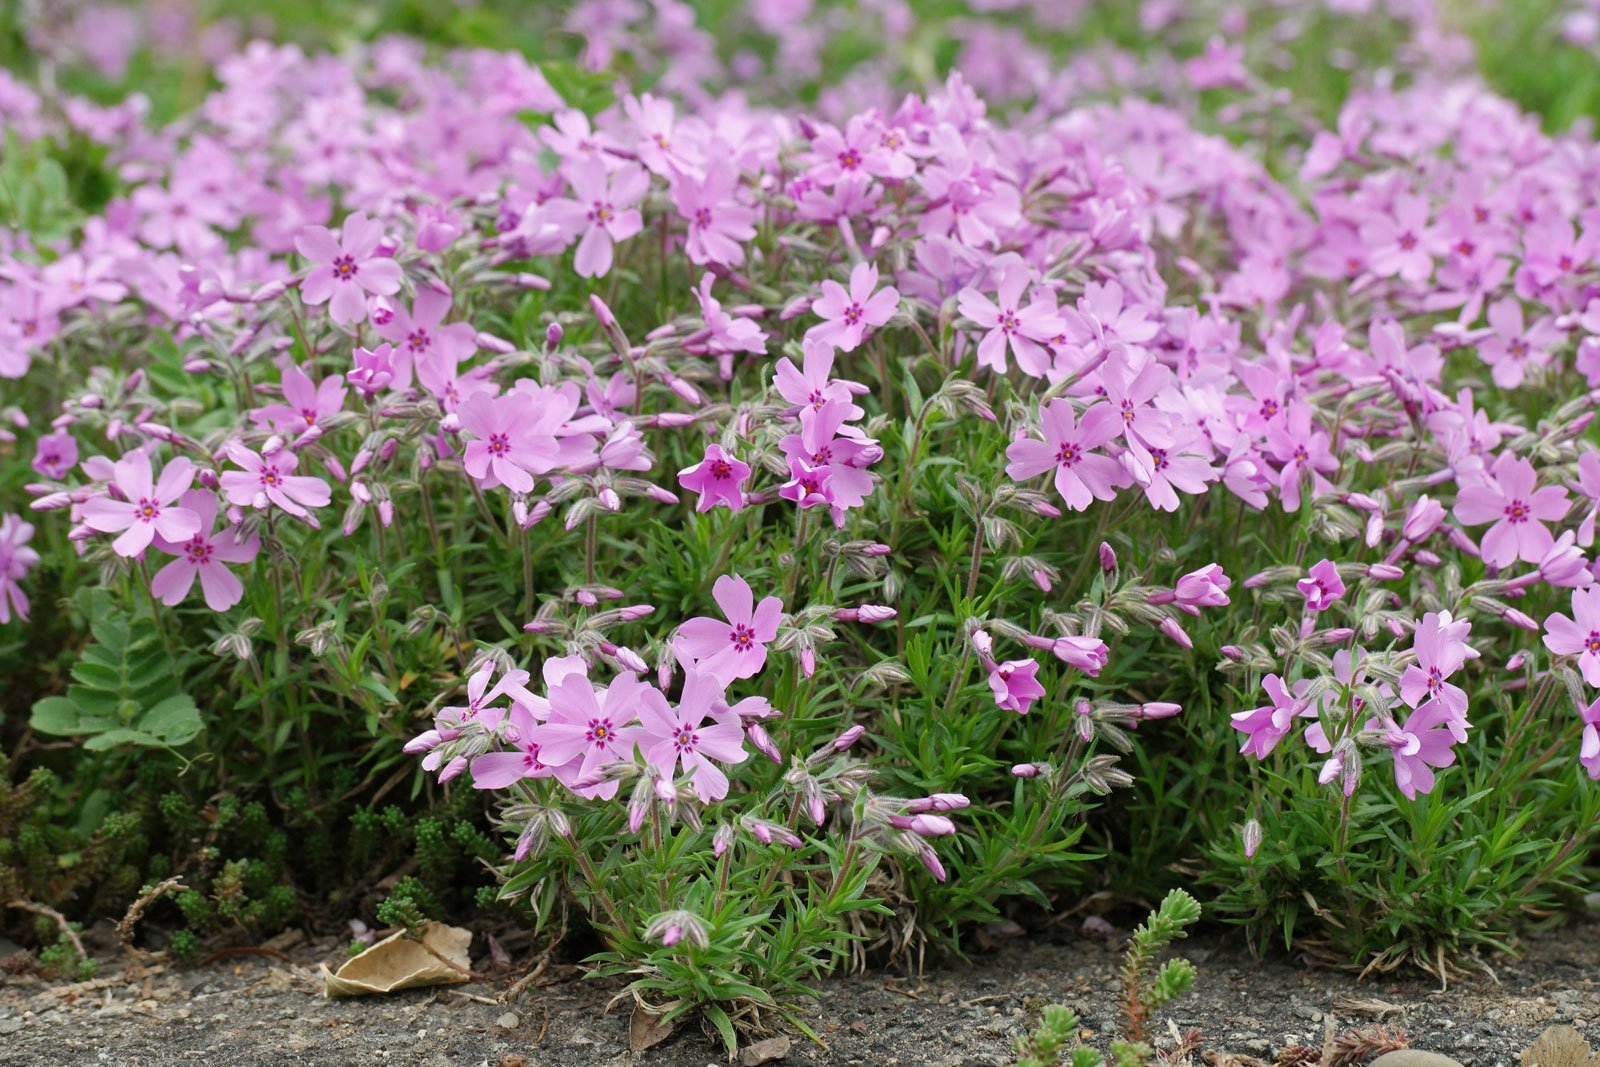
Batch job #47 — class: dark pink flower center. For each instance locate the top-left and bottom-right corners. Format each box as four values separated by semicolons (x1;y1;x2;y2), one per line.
259;466;281;487
730;624;756;652
486;433;510;457
693;208;712;230
673;725;699;753
838;148;862;170
709;459;733;480
999;309;1019;334
1397;232;1419;251
1259;398;1279;419
332;255;358;281
136;498;160;522
588;718;614;746
1504;499;1529;523
406;328;430;353
1056;442;1081;466
186;537;213;564
842;303;864;326
589;200;615;224
1586;633;1600;655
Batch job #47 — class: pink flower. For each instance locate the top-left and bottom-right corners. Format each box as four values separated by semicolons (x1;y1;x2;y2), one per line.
676;574;783;683
1359;193;1443;283
1453;452;1569;567
543;157;648;278
1264;402;1337;513
80;451;202;557
988;659;1045;714
1478;298;1558;388
471;701;566;790
251;362;346;435
348;343;397;397
295;212;403;325
1383;702;1460;799
635;670;749;802
693;274;766;361
1173;564;1231;612
1232;675;1311;759
458;391;561;494
0;514;39;623
1577;695;1600;780
533;672;646;799
1022;633;1109;676
805;261;899;353
1004;400;1128;511
219;442;332;522
957;265;1064;376
672;160;756;267
373;283;478;390
678;443;751;512
1296;559;1345;611
1544;586;1600;687
772;340;863;416
1399;611;1474;728
31;430;78;480
150;490;260;611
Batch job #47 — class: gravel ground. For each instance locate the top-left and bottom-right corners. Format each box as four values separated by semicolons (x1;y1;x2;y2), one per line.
2;921;1596;1067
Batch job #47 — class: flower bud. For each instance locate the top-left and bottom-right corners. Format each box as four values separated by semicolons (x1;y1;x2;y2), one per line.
1242;819;1262;859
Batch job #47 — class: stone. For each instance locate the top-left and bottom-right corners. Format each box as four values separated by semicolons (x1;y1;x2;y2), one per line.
495;1012;519;1030
1369;1053;1467;1067
739;1036;792;1065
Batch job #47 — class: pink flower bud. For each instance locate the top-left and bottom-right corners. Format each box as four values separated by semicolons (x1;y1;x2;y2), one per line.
800;645;816;677
1366;563;1404;580
890;813;955;836
1503;607;1539;631
1136;702;1183;719
1219;645;1244;661
1099;542;1117;573
619;604;656;621
830;725;865;751
660;925;683;947
590;294;616;328
970;629;993;656
713;823;735;858
917;843;947;882
1403;496;1445;541
1031;569;1052;592
1158;616;1193;649
1010;763;1041;778
746;723;782;763
545;322;564;350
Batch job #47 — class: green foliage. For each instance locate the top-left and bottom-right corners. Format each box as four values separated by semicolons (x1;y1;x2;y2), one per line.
1015;1004;1100;1067
1119;890;1201;1046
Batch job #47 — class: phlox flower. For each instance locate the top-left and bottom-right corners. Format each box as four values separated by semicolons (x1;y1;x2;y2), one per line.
1296;559;1345;612
0;514;39;623
778;400;878;524
1359;193;1443;283
458;391;562;493
676;574;783;684
1400;611;1474;732
80;450;202;557
1478;298;1558;388
31;429;78;480
1577;695;1600;780
220;442;333;522
1383;701;1460;799
251;361;346;435
543;157;648;278
678;443;750;512
1232;675;1311;759
1264;402;1337;513
693;273;766;365
805;261;898;353
988;659;1045;714
1172;564;1231;612
372;283;477;390
1004;399;1127;511
1022;633;1108;676
150;490;259;611
772;340;864;417
470;700;568;790
672;160;756;267
295;212;403;325
956;265;1063;376
1544;586;1600;687
1452;451;1568;567
533;671;647;799
635;670;749;802
348;343;397;397
1138;433;1216;513
1575;451;1600;547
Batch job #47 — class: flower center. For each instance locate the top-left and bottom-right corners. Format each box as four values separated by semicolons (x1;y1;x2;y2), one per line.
838;148;862;170
136;498;160;522
259;467;280;487
1586;633;1600;655
1056;442;1080;466
332;255;358;281
407;328;430;352
842;302;864;326
1397;231;1419;251
486;433;510;457
709;459;732;480
186;537;213;563
730;624;756;651
590;200;614;224
589;719;612;745
1504;499;1529;523
693;207;712;230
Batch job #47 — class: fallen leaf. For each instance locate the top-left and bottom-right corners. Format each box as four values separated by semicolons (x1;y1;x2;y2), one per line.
1332;995;1405;1019
739;1035;792;1066
1522;1025;1599;1067
629;1002;676;1051
319;922;473;997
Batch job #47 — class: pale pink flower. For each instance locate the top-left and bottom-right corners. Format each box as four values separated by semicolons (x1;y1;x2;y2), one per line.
805;261;898;353
295;212;403;324
219;443;332;522
676;574;783;684
678;443;751;512
80;451;201;557
1004;400;1128;511
1544;586;1600;687
635;671;749;802
1453;452;1569;567
150;490;259;611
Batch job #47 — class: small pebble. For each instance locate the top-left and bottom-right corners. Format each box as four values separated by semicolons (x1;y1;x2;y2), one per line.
494;1012;518;1030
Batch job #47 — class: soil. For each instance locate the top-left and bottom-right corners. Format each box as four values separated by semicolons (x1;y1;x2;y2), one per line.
2;920;1596;1067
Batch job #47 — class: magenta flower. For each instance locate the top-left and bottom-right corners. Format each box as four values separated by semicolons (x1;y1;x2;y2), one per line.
1263;402;1337;513
1383;702;1460;799
1232;675;1312;759
533;672;646;800
0;514;39;624
471;701;568;790
1004;400;1127;511
348;343;398;397
80;451;202;557
219;442;332;522
543;157;648;278
1478;298;1558;388
458;391;561;493
1577;695;1600;780
1453;452;1569;567
1359;193;1443;283
1399;611;1473;728
295;212;403;324
635;671;749;802
31;429;78;480
1022;633;1109;676
988;659;1046;714
1296;559;1345;612
1172;564;1231;612
372;283;477;390
956;266;1064;376
805;261;899;353
672;160;756;267
150;490;260;612
772;340;863;415
679;443;751;512
676;574;783;684
1544;586;1600;687
251;362;346;435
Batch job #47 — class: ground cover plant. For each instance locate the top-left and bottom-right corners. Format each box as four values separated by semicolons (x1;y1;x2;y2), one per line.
4;0;1600;1052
